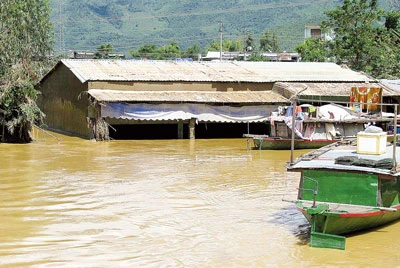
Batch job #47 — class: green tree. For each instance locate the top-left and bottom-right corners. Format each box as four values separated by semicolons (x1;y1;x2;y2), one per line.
247;52;268;62
223;38;243;52
183;43;202;60
0;0;54;143
129;42;183;60
297;1;400;78
365;23;400;78
385;10;400;30
259;29;280;52
206;40;221;51
245;34;255;51
207;38;244;53
295;38;332;62
129;44;157;59
321;0;384;71
94;43;114;59
156;41;181;60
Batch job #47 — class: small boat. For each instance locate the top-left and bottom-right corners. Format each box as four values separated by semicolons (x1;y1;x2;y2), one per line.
286;126;400;250
245;103;391;150
244;134;340;150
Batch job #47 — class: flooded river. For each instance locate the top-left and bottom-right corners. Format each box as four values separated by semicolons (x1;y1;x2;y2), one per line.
1;132;400;267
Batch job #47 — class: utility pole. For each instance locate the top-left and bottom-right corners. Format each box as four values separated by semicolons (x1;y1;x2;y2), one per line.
58;0;65;56
219;21;222;61
243;29;247;61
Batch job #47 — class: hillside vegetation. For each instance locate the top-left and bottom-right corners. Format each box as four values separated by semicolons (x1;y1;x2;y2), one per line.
50;0;399;56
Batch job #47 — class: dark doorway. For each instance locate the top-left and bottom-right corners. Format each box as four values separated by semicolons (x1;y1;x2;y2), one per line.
195;122;268;138
109;124;188;140
109;122;268;140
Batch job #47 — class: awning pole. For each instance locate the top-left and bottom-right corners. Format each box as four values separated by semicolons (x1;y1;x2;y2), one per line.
189;118;196;139
290;98;297;164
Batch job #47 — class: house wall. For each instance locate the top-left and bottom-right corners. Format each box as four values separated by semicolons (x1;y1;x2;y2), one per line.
304;25;334;41
88;81;273;92
37;64;92;138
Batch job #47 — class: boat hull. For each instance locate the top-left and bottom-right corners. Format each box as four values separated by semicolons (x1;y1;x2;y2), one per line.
252;137;338;150
296;202;400;235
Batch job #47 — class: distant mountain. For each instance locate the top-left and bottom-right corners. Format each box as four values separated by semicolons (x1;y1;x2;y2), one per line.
49;0;399;57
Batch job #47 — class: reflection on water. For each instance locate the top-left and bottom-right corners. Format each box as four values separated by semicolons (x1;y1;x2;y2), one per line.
1;133;400;267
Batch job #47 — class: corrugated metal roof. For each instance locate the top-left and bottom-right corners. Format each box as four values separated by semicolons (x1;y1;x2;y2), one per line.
60;59;372;83
88;89;288;104
380;80;400;93
274;82;397;97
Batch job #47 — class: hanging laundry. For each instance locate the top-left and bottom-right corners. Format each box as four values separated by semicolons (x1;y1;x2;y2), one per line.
286;106;293;117
295;105;302;115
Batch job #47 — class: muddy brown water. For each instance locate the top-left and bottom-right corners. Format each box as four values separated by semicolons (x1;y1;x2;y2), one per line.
1;132;400;267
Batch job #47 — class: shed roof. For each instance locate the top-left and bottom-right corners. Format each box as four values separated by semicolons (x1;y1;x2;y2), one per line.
57;59;372;84
273;82;397;98
88;89;288;104
380;80;400;93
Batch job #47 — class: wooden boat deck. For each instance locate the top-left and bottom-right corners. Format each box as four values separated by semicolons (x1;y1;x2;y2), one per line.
299;200;398;214
288;139;400;176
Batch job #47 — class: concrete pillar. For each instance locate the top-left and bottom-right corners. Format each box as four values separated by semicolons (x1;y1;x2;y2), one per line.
177;120;183;139
189;118;196;139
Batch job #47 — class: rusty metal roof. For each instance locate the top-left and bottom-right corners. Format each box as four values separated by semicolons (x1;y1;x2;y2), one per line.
274;82;397;97
88;89;289;104
59;59;373;83
380;80;400;94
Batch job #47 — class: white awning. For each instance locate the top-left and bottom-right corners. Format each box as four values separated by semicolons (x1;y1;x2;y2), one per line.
102;102;274;123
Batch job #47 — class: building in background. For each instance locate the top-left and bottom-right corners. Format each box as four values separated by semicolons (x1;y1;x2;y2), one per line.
304;24;335;41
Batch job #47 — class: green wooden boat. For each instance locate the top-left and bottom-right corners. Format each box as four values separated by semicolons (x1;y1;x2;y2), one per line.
245;135;340;150
287;137;400;250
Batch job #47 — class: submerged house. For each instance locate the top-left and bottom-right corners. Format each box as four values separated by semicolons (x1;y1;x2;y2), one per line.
37;60;390;140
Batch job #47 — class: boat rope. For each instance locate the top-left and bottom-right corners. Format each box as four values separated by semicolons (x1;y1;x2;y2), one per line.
32;125;61;143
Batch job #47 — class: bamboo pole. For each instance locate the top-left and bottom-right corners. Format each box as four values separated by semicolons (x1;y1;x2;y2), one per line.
392;105;398;173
